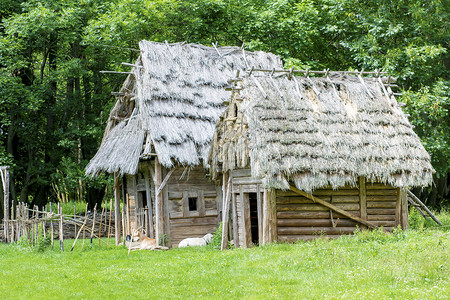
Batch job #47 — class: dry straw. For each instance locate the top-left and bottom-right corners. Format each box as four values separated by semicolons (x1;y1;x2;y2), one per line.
86;41;281;176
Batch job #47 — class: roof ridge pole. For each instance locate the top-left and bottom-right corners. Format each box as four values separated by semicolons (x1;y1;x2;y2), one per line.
305;68;321;96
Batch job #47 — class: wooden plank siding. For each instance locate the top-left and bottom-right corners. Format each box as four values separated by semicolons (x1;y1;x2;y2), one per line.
276;180;400;242
166;166;220;248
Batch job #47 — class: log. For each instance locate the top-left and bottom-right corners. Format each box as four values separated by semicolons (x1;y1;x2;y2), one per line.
277;218;357;227
289;186;377;229
221;175;232;250
231;190;239;248
367;201;396;208
278;226;357;235
277;211;361;219
114;173;121;246
401;189;409;229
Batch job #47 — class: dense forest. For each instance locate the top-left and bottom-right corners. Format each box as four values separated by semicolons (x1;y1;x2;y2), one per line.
0;0;448;210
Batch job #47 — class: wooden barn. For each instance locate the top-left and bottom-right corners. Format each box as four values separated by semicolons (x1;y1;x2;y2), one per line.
209;69;434;247
85;41;282;247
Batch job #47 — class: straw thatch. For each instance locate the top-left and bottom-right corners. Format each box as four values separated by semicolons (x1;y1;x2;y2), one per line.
210;71;434;192
86;41;282;176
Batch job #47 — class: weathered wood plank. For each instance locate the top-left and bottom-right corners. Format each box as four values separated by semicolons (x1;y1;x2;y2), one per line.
366;189;398;196
270;189;277;242
277;203;360;211
277;211;361;219
367;208;396;215
367;215;396;221
277;218;357;227
241;187;251;247
231;169;252;178
289;186;377;228
221;175;231;250
278;227;357;235
313;189;359;196
368;195;398;201
278;234;343;242
367;201;396;208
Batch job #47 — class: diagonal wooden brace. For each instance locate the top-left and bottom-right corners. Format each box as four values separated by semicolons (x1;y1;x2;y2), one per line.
289;185;377;229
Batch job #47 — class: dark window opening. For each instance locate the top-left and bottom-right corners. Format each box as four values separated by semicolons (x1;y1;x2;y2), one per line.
139;191;148;208
249;193;259;245
188;197;198;211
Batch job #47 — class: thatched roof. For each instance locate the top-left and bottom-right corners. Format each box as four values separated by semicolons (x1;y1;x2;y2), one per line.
210;71;434;192
86;41;282;176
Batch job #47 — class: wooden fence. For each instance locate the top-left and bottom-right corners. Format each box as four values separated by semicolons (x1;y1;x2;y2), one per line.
0;201;153;250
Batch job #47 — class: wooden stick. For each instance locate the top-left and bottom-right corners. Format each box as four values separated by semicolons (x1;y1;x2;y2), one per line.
114;173;121;246
71;209;89;251
407;190;442;226
289;185;377;229
107;199;112;246
49;203;53;248
99;203;105;246
81;203;88;251
58;204;64;251
90;204;97;244
74;205;77;240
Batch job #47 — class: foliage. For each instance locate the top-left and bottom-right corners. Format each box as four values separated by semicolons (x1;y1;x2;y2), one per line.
0;0;448;206
208;222;223;249
402;80;450;176
0;225;449;298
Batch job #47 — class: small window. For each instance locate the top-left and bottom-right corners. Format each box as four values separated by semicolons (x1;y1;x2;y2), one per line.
188;197;198;211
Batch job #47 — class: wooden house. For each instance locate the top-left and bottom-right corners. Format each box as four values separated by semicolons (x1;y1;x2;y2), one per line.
85;41;281;247
209;70;434;247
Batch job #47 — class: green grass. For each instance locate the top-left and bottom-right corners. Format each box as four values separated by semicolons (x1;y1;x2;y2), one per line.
0;213;449;299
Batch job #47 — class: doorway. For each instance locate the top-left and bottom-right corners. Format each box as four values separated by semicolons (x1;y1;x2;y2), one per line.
249;192;259;245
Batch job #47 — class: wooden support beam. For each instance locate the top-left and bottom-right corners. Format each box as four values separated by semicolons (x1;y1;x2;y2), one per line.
241;186;251;247
270;190;277;242
359;177;367;222
395;188;402;227
401;189;409;229
220;175;232;250
114;173;122;246
231;190;239;248
262;189;270;245
144;169;154;238
155;169;174;196
289;185;377;229
407;190;442;226
155;157;163;246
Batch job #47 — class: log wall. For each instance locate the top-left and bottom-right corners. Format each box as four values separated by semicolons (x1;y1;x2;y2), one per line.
276;179;402;242
166;167;219;248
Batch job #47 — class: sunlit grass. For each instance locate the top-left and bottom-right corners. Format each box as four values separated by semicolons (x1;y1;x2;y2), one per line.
0;223;449;299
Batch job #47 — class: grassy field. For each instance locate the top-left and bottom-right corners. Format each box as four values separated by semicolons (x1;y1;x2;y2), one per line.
0;211;449;299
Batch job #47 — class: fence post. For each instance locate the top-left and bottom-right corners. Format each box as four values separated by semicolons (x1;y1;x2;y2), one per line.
2;167;10;243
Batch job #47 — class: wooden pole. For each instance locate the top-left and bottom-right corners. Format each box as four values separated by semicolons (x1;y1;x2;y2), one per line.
74;205;77;239
407;190;442;226
58;204;64;251
90;204;97;244
155;158;163;246
114;173;121;246
401;189;409;229
81;203;88;251
262;189;270;245
220;175;232;250
99;203;105;245
50;203;54;248
107;199;112;246
359;177;367;229
2;167;10;243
